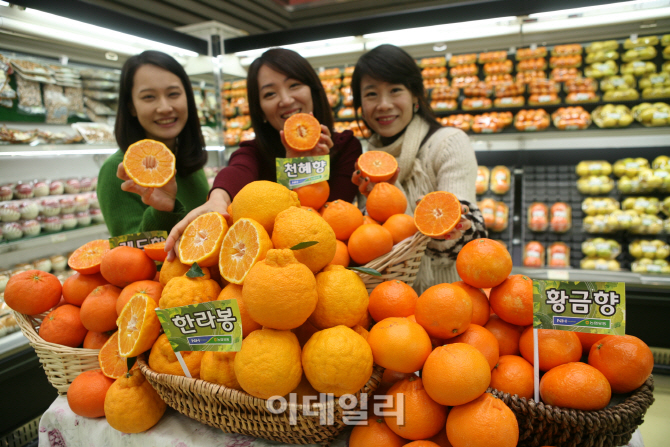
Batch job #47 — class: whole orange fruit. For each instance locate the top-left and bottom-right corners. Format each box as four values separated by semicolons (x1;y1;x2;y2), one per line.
295;180;330;210
348;224;394;265
310;265;369;329
104;369;166;433
385;377;448;440
405;441;442;447
80;284;122;332
368;280;418;322
329;240;350;267
100;246;157;288
484;315;524;356
116;280;163;316
376;368;415;396
588;335;654;393
320;199;364;241
159;275;221;309
456;239;512;288
490;355;534;400
83;330;113;349
519;327;582;372
217;283;261;338
446;392;519;447
576;332;608;353
452;281;490;326
366;183;407;223
415;283;472;339
367;317;432;373
67;369;114;418
362;215;379;225
540;362;611;410
230;180;300;234
349;418;406;447
489;275;534;326
62;272;108;307
422;343;491;406
149;334;204;378
4;270;61;315
383;213;418;244
200;351;240;389
159;257;192;286
445;324;499;370
39;304;88;347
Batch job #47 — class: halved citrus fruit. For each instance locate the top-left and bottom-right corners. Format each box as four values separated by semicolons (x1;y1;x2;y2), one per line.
123;139;176;188
68;239;111;274
117;293;161;358
283;113;321;151
414;191;462;237
143;241;167;262
219;218;273;285
358;151;398;183
178;212;228;267
98;331;129;379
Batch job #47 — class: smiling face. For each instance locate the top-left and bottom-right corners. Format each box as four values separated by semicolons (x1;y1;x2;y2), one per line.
130;64;188;150
258;64;314;132
360;75;417;139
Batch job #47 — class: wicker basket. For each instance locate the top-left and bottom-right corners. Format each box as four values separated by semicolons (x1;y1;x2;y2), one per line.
486;375;655;447
13;311;100;395
138;356;383;446
356;231;430;293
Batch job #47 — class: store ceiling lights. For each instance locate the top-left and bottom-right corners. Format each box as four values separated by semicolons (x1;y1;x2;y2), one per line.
0;3;199;58
233;0;670;62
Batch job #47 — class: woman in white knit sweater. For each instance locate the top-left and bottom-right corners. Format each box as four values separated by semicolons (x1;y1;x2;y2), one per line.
351;44;488;292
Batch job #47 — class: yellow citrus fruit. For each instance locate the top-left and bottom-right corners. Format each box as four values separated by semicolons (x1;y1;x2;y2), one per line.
148;334;204;378
302;325;373;397
286;374;319;402
242;249;318;330
200;351;241;390
231;180;300;234
158;275;221;309
309;265;369;329
117;293;161;358
104;369;167;433
178;211;228;267
217;283;261;338
234;328;302;399
219;218;273;285
271;206;337;273
160;258;210;286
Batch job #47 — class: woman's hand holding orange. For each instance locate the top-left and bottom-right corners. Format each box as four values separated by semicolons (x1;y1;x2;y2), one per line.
116;162;177;212
351;162;400;197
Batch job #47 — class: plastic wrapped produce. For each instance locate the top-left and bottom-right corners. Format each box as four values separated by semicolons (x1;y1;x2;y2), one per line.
585;50;619;64
463;82;493;97
552;44;583;56
550;67;581;82
576;161;613;177
577;175;614;195
517;58;547;72
566;92;600;103
581;257;621;271
583;215;616;233
528;202;549;232
494;82;525;98
630;214;664;235
516;70;546;84
494;96;525;108
582;197;619;216
550;202;572;233
479;51;508;63
430;86;459;100
632;259;670;274
441;114;473;132
449;54;477;66
479;198;496;228
462;97;492;111
548;242;570;268
476;166;490;195
528;94;559;106
662;196;670;216
592;104;634;128
607;210;641;231
450;64;478;77
493;202;509;232
564;77;598;93
524;241;545;267
622;197;660;215
490;166;511;194
516;47;547;60
430;100;458;112
584;61;617;78
419;57;447;68
613;157;650;177
632;102;670;126
641;86;670;99
514;109;550;131
621;61;656;77
621;46;657;63
624;35;659;49
586;40;619;53
471;112;512;133
602;88;640;102
483;60;513;75
629;239;670;260
550;55;582;68
552;107;591;130
600;75;636;91
582;238;621;259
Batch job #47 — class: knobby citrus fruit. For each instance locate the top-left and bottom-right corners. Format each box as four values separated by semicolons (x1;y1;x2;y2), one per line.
104;369;167;433
310;265;369;329
148;333;203;378
230;181;300;234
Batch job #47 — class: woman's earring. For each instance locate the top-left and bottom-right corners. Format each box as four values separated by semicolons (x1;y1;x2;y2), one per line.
414;103;419;113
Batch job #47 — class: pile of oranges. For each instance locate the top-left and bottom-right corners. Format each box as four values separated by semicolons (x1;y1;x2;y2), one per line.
3;174;654;445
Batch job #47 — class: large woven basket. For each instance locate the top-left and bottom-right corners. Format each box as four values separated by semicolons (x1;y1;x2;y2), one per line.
487;375;655;447
138;356;383;446
13;311;100;395
356;231;430;292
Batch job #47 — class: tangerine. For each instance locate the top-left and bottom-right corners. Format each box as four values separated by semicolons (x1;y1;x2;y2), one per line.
385;377;448;440
445;324;500;370
80;284;121;333
519;327;582;372
123;139;175;188
489;274;534;326
490;355;534;400
348;224;394;265
143;241;167;262
4;270;62;315
484;315;523;356
383;213;418;244
452;281;490;326
588;335;654;394
68;239;110;275
349;418;406;447
320;200;364;241
283;113;321;151
329;240;350;267
295;181;330;209
366;183;408;223
358;151;398;183
367;317;432;373
63;272;109;307
540;362;611;410
100;246;157;288
456;239;512;288
178;211;228;267
39;304;88;347
368;280;418;322
116;280;163;316
414;191;461;237
446;392;518;447
415;283;472;339
67;369;114;418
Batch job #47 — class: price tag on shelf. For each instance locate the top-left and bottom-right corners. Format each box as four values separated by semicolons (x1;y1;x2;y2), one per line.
546;269;569;281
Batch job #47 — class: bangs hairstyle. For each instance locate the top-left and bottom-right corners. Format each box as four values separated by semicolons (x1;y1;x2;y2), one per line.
246;48;334;165
115;50;207;177
352;44;440;135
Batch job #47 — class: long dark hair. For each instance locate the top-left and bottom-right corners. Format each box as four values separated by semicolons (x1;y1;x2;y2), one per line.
246;48;334;166
352;44;441;137
115;50;207;177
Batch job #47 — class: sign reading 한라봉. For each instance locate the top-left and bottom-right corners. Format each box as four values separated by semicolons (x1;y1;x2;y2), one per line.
109;230;167;249
533;280;626;335
276;155;330;190
154;299;243;352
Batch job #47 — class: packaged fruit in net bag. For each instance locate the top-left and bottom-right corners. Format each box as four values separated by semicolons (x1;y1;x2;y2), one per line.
547;242;570;268
528;202;549;232
524;241;545;267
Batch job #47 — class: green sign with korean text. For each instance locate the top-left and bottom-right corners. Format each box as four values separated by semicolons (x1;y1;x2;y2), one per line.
276;155;330;190
533;280;625;335
154;300;243;352
109;231;167;249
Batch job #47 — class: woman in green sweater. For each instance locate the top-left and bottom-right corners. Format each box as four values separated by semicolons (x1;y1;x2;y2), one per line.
98;51;209;237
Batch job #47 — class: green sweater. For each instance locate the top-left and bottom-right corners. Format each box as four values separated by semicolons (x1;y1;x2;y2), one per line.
98;150;209;237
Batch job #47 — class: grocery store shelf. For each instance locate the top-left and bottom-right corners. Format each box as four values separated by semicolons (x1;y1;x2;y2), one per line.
512;266;670;288
0;224;109;256
471;127;669;151
0;330;29;360
0;144;227;156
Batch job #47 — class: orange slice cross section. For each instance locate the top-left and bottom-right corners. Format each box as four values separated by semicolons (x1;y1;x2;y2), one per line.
123;139;176;188
68;239;111;274
358;151;398;183
218;218;273;285
414;191;462;237
144;241;167;262
178;212;229;267
283;113;321;151
98;331;129;379
117;293;161;358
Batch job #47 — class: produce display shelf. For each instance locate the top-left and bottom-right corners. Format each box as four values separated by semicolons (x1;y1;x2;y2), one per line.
0;224;109;255
0;331;29;360
512;266;670;287
0;144;228;156
432;98;657;116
